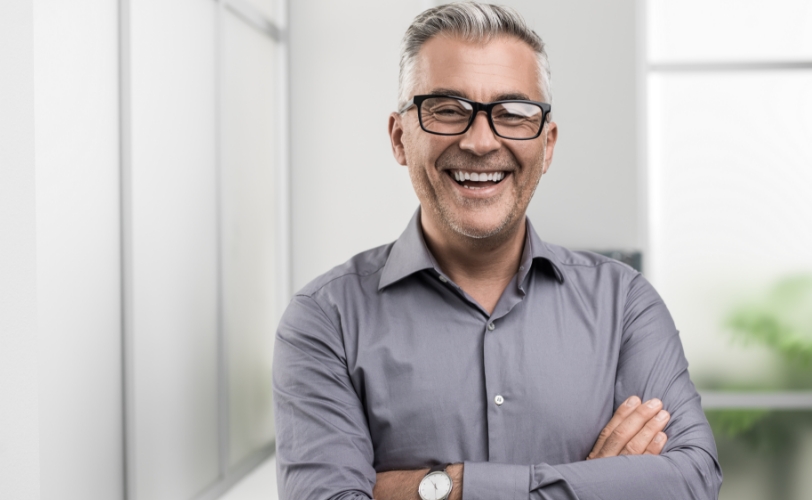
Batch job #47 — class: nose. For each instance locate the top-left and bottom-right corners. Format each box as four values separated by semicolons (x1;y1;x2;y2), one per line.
458;111;501;156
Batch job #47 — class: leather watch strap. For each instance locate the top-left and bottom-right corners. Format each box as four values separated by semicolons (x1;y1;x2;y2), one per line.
428;463;450;474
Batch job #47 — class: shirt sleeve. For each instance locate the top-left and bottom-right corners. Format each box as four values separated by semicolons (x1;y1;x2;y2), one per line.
462;273;723;500
273;294;375;500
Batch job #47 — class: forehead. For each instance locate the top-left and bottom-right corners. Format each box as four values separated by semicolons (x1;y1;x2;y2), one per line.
414;34;541;101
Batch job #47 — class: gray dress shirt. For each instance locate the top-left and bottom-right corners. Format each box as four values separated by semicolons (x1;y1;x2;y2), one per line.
273;209;722;500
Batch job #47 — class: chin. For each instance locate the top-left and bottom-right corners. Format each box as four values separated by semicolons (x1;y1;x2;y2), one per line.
446;212;514;240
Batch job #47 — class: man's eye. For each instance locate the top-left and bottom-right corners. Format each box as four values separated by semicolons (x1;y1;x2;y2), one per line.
494;111;525;122
432;106;468;117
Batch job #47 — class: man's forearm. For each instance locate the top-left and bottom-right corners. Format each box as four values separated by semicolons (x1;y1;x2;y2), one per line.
374;447;718;500
372;400;669;500
374;464;463;500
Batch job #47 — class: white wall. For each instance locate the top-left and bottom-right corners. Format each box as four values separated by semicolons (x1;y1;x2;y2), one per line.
289;0;424;290
504;0;640;251
33;2;124;499
0;1;40;499
289;0;640;291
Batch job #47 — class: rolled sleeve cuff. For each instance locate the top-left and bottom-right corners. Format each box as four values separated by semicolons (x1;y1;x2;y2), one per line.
462;461;530;500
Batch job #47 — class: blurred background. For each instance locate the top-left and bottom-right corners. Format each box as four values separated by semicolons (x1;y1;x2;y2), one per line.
1;0;811;499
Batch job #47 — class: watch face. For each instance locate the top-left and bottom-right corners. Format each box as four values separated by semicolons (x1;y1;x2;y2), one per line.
418;471;452;500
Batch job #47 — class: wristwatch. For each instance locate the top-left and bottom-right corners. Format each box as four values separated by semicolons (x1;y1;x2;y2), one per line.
417;463;452;500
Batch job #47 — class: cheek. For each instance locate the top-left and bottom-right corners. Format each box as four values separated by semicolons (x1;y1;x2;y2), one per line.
402;129;453;174
514;156;546;198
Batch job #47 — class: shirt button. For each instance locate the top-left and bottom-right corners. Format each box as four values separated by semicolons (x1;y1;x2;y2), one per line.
487;322;495;331
519;266;524;271
494;395;504;406
438;275;448;283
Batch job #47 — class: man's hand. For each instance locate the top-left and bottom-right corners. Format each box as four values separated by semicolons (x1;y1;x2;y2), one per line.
587;396;670;459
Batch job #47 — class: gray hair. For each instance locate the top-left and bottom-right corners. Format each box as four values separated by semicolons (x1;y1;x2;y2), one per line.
398;2;552;110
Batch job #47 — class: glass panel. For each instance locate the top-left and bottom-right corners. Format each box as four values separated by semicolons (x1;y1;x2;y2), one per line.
129;0;221;498
648;0;812;63
240;0;276;24
707;409;812;500
221;9;278;468
647;71;812;390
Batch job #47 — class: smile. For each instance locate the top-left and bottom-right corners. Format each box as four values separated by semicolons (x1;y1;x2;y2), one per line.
449;170;507;190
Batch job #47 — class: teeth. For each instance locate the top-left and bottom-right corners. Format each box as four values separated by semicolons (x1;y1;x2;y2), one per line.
452;170;507;183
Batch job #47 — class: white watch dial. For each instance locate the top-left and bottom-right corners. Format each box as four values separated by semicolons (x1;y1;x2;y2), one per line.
419;471;452;500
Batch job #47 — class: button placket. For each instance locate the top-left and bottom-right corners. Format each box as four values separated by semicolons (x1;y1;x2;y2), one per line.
483;312;512;461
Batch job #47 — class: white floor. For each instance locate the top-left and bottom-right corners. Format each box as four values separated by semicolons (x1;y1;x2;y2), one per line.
218;456;278;500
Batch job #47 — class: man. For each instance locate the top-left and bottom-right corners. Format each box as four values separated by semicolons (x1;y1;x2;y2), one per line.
273;3;722;499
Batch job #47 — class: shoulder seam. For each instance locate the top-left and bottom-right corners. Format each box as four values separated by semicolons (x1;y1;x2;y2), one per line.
296;264;387;298
539;242;636;271
290;293;341;337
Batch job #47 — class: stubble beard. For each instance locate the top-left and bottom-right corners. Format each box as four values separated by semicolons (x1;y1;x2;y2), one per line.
410;148;544;247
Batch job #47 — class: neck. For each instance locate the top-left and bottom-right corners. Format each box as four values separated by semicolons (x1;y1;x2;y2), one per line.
420;210;526;312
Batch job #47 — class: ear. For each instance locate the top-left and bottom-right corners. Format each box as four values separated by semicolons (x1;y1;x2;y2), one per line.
541;121;558;175
388;112;408;166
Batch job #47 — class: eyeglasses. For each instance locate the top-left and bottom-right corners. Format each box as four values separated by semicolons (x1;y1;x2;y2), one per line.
399;95;551;140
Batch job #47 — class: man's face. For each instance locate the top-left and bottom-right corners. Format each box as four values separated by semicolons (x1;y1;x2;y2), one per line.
389;35;558;241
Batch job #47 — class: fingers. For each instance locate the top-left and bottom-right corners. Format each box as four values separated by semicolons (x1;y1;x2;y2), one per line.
644;432;668;455
588;395;641;459
619;410;670;455
590;398;669;459
599;398;664;457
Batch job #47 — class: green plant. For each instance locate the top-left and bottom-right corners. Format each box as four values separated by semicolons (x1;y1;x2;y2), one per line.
706;275;812;449
726;275;812;370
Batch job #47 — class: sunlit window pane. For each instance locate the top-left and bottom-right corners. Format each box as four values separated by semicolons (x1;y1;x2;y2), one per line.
648;0;812;63
648;71;812;389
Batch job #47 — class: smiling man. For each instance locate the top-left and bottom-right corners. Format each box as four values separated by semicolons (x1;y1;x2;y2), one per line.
273;3;722;500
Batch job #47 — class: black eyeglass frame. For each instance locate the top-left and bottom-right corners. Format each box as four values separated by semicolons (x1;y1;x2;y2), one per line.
399;94;552;140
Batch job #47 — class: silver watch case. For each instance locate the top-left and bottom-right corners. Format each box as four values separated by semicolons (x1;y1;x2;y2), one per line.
418;470;453;500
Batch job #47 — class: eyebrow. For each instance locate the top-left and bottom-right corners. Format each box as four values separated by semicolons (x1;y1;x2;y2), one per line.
494;92;531;101
427;88;532;102
428;88;467;98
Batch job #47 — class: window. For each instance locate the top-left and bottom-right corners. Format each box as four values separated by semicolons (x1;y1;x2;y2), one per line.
645;1;812;498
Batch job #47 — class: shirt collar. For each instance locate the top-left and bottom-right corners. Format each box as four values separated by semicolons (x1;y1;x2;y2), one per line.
521;217;565;285
378;208;437;291
378;208;565;291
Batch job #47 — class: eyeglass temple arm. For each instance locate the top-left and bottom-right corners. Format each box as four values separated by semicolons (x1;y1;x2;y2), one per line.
398;99;415;114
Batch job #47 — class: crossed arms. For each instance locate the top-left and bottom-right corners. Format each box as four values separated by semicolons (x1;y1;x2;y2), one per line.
273;276;722;500
373;395;675;500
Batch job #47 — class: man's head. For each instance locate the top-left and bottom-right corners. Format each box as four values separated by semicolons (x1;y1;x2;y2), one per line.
389;2;558;245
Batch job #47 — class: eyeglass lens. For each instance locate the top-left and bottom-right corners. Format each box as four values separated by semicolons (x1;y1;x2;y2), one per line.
419;97;544;139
